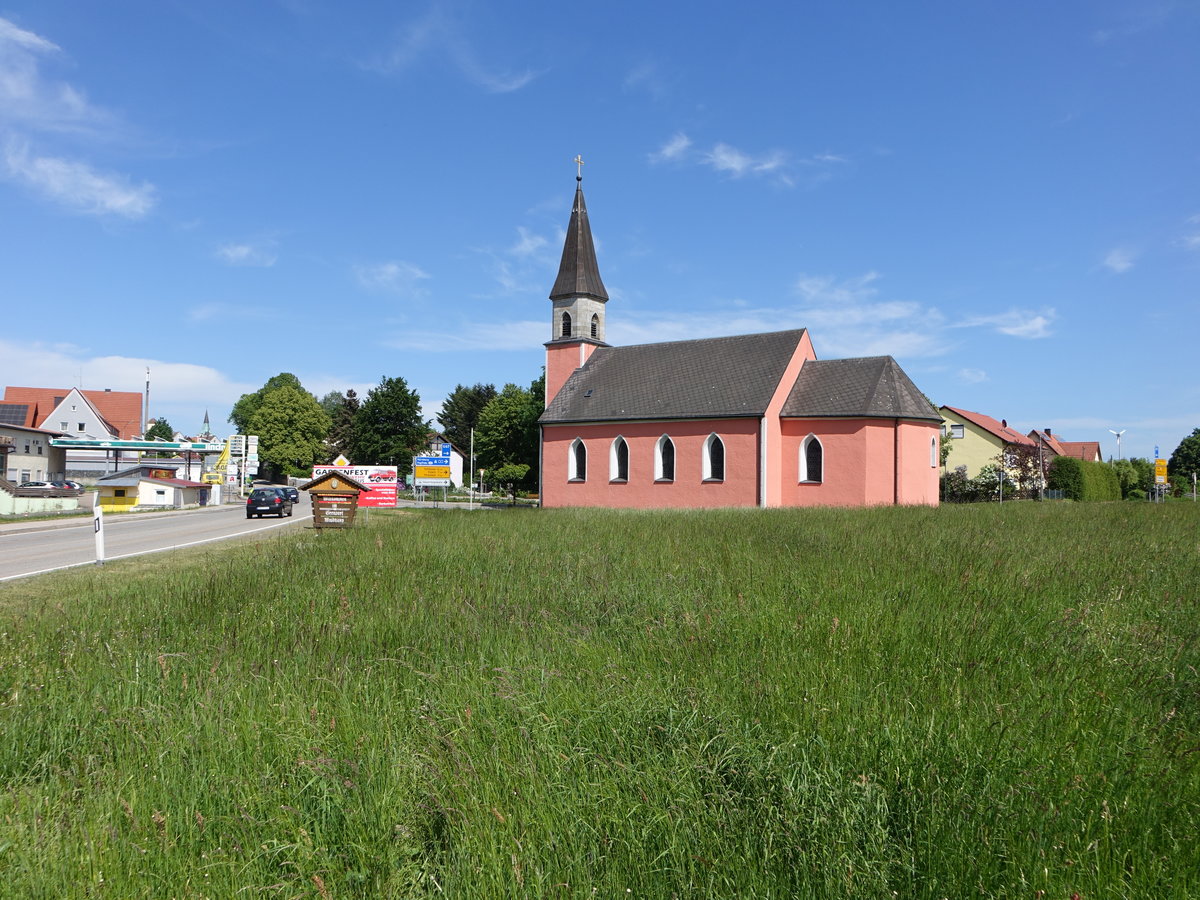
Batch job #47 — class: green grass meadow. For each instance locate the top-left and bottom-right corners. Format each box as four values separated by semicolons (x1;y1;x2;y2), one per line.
1;502;1198;898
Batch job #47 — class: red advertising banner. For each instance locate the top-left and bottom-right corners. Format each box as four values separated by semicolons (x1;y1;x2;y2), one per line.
311;465;398;507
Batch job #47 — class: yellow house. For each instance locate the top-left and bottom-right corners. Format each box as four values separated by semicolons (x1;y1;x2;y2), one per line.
940;406;1038;479
96;464;210;511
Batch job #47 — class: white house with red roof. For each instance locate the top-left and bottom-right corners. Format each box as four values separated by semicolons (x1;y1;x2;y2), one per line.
3;385;145;477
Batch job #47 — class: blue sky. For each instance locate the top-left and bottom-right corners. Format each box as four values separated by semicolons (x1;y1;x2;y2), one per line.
1;1;1197;462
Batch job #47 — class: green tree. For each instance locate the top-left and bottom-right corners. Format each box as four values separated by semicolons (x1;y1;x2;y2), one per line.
1168;428;1200;482
490;462;530;506
318;390;345;419
229;373;306;434
350;376;428;474
475;374;544;486
246;385;331;479
437;383;497;453
1111;458;1153;499
145;418;174;458
322;389;360;461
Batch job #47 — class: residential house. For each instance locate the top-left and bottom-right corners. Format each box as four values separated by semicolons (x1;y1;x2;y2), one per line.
1028;428;1103;463
939;406;1039;479
0;420;67;484
3;386;144;476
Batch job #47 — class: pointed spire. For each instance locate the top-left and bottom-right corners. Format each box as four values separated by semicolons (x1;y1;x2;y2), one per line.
550;166;608;302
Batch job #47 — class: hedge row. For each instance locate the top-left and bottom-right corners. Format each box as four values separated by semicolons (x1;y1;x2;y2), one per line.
1047;456;1121;501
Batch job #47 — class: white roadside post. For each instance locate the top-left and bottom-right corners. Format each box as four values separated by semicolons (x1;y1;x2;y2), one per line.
93;503;105;565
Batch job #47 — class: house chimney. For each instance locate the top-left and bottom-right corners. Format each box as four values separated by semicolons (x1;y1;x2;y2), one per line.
105;388;111;392
1045;427;1051;436
1001;418;1007;428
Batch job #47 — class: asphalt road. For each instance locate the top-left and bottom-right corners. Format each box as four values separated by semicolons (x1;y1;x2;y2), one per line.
0;496;312;583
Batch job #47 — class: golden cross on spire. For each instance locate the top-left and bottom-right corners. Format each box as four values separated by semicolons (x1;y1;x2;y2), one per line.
574;154;584;179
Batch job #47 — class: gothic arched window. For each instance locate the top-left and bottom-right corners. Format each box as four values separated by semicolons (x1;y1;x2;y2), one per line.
590;314;599;339
703;434;725;482
569;438;586;481
610;436;629;482
800;434;823;483
561;312;572;338
655;435;675;482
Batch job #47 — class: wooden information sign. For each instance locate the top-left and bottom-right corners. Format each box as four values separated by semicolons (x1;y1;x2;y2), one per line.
299;471;368;529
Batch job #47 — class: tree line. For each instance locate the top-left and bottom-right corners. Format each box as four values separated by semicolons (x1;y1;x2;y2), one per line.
226;372;545;490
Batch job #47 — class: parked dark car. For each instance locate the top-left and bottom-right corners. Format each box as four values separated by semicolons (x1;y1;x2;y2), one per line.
246;487;293;518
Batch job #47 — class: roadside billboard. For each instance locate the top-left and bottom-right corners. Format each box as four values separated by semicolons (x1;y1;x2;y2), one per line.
311;465;398;507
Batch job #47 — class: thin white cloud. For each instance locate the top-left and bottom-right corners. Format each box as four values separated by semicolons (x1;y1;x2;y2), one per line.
216;241;278;267
0;17;58;52
1174;220;1200;250
375;5;540;93
654;134;846;188
0;16;113;134
957;309;1056;339
650;132;692;164
509;226;547;257
0;17;154;219
624;62;671;100
353;260;431;297
384;320;545;351
188;302;276;323
704;142;787;178
1091;4;1181;44
3;139;155;217
1103;247;1135;273
788;271;949;357
958;368;988;384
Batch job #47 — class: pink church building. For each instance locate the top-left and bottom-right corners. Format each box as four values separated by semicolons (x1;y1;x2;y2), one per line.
538;175;942;509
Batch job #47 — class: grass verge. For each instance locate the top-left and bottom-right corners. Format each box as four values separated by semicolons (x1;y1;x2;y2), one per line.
1;502;1197;897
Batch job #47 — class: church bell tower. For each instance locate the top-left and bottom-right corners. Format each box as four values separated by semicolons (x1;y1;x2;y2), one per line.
545;157;609;407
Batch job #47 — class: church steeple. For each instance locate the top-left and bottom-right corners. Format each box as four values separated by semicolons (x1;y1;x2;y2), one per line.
545;158;610;406
548;159;608;346
550;176;608;304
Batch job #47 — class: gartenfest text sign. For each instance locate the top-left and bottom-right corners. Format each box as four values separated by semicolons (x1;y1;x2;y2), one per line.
311;465;398;507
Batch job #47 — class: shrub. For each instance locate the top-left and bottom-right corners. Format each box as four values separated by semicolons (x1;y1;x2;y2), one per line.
1048;456;1120;501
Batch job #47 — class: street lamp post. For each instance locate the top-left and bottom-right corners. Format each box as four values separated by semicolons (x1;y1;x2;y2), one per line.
1108;428;1125;461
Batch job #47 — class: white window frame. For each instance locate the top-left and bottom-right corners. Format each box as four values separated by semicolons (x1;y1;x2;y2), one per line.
702;433;725;482
609;436;629;482
654;434;675;482
568;438;586;481
799;434;823;483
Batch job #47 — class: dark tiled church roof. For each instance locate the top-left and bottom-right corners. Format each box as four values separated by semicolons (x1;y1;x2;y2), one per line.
541;330;808;423
781;356;941;421
549;182;608;302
